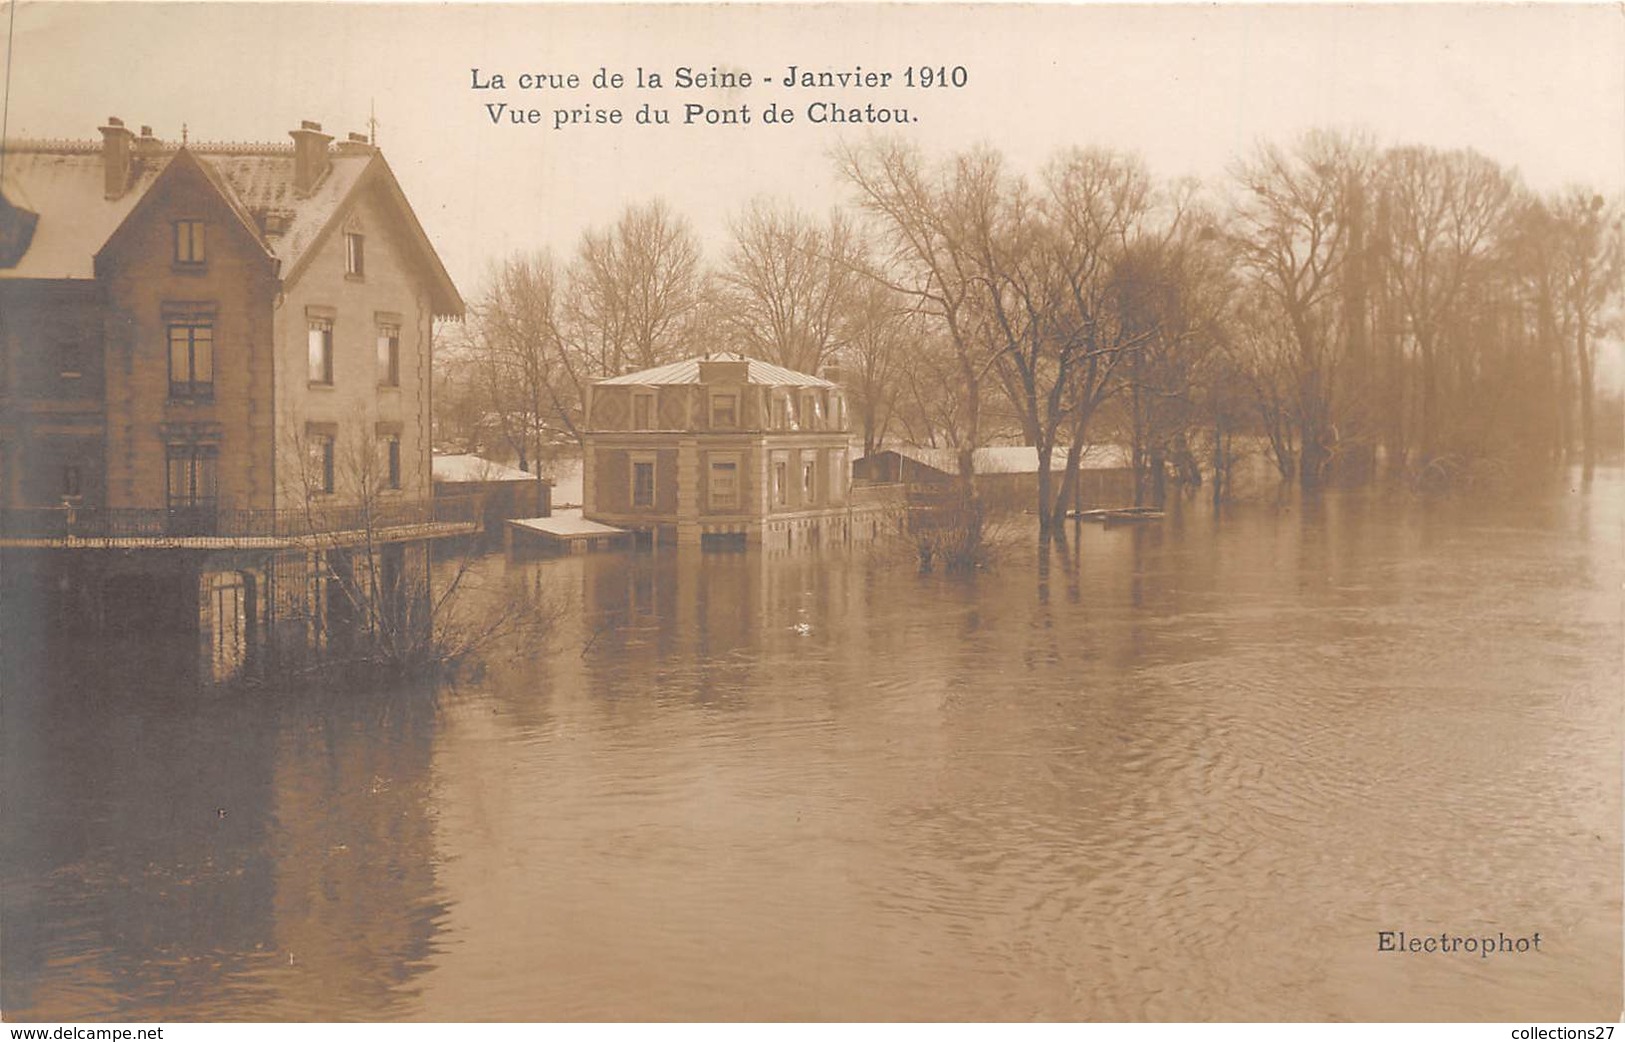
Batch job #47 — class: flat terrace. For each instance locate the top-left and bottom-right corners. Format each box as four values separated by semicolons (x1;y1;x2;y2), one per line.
0;500;479;550
506;510;633;554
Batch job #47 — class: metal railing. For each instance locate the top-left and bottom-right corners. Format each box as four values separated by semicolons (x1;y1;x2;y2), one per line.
0;496;481;541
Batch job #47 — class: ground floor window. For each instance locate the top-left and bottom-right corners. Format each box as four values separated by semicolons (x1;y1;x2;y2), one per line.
710;459;738;510
308;432;336;494
632;458;656;508
166;445;218;509
382;434;402;490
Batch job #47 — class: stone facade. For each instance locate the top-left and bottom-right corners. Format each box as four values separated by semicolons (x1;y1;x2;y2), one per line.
582;355;872;550
0;119;461;520
0;118;463;679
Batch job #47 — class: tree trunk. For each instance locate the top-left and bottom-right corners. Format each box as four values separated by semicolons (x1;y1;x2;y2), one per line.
1577;320;1596;484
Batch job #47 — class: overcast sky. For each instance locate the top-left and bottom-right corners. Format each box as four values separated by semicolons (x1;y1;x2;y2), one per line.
5;2;1623;294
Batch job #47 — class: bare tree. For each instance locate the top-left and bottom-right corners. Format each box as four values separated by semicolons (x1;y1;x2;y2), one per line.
719;200;862;374
842;279;912;456
565;199;707;377
1040;147;1161;524
1547;188;1623;483
837;141;1007;491
1227;131;1367;487
1381;145;1517;465
473;252;581;469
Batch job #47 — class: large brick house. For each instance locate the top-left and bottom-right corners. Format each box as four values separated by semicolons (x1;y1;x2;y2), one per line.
582;354;887;549
0;117;465;673
0;117;462;518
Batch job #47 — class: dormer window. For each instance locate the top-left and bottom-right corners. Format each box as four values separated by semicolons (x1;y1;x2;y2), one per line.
632;391;655;430
710;393;738;429
174;220;205;266
345;232;365;277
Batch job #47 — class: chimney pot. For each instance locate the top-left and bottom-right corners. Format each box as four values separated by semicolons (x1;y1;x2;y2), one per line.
107;116;124;127
301;119;323;131
348;132;368;143
140;125;153;137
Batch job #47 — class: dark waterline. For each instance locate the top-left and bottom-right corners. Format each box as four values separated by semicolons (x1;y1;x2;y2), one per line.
3;474;1620;1020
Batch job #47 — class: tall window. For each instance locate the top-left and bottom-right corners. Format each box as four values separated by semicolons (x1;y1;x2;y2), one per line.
772;396;788;430
168;319;214;399
165;446;217;508
709;460;738;510
710;393;737;429
308;318;334;385
383;434;402;490
773;460;788;506
174;220;206;265
802;459;817;505
345;233;365;277
61;464;83;501
631;459;655;508
309;432;336;494
632;392;655;430
377;324;400;387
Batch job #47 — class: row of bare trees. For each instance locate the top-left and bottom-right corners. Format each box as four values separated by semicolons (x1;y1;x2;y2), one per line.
435;198;916;475
1226;131;1622;491
437;130;1623;527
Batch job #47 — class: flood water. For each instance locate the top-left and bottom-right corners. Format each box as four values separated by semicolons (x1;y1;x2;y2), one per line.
3;473;1620;1021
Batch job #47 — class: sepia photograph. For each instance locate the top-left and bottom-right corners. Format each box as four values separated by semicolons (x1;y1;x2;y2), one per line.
0;0;1621;1027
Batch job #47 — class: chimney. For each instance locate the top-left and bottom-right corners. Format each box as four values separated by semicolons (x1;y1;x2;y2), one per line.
336;131;374;155
98;116;135;199
133;125;161;161
289;119;333;195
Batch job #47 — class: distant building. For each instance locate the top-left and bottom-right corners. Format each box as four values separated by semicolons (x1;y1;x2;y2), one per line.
854;444;1135;510
582;354;887;549
433;453;549;542
0;117;466;675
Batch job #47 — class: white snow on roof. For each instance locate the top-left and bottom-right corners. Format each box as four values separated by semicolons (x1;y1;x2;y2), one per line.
597;354;835;388
891;443;1133;474
433;454;540;484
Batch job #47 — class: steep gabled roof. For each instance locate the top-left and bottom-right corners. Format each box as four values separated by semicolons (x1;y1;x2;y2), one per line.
95;147;278;273
0;146;162;279
598;353;836;388
0;135;463;315
271;153;464;318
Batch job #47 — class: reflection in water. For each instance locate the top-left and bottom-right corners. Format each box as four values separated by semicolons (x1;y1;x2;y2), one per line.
1;667;447;1021
3;472;1621;1020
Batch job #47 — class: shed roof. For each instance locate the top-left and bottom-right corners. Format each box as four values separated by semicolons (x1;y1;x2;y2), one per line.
432;454;540;484
597;353;836;388
887;443;1134;475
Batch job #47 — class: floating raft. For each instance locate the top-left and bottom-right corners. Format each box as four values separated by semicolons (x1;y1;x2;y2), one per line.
1070;507;1165;525
506;510;634;554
